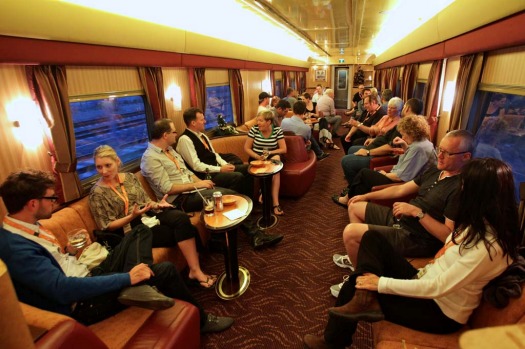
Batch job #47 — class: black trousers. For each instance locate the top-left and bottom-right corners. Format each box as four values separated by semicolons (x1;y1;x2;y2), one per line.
173;187;237;213
152;209;201;248
347;168;396;197
211;164;254;198
324;230;462;347
76;225;206;326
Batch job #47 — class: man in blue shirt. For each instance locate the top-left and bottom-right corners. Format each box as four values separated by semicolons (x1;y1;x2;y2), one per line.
281;100;330;161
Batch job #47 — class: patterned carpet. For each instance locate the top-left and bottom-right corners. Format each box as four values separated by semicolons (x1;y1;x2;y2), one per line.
192;130;374;348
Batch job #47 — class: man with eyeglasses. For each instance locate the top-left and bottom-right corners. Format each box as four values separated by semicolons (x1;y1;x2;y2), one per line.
142;119;283;250
0;169;234;331
335;130;474;273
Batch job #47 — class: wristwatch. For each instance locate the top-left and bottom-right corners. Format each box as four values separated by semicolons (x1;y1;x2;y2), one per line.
416;211;425;220
366;149;370;156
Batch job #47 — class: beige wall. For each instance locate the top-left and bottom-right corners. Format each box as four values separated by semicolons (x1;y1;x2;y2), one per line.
241;70;270;122
0;65;53;217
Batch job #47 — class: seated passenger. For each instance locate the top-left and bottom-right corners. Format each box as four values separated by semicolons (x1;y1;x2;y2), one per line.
339;130;474;271
338;98;423;188
333;114;436;207
176;107;251;197
89;145;216;289
280;100;329;161
269;99;290;127
141;119;282;249
340;92;386;154
244;110;287;216
304;158;519;349
367;96;403;138
0;170;232;332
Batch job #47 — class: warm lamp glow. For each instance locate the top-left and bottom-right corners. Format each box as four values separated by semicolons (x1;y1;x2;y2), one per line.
5;97;45;150
165;84;182;111
442;80;456;112
261;79;272;95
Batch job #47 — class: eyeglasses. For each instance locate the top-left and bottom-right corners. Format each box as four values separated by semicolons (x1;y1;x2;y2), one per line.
168;130;177;134
40;196;59;203
436;147;469;157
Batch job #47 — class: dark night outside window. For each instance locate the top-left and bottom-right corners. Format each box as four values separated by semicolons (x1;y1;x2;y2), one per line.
70;94;149;182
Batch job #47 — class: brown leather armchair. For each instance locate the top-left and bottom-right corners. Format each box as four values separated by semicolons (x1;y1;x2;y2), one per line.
280;135;317;197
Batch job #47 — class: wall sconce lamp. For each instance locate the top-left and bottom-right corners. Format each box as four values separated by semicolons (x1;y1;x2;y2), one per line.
166;85;182;111
6;97;45;151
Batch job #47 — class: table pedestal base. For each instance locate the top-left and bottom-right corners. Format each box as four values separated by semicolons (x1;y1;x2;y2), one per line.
256;213;278;229
215;266;250;300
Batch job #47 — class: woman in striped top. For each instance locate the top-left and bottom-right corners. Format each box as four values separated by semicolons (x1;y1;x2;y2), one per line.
244;110;287;215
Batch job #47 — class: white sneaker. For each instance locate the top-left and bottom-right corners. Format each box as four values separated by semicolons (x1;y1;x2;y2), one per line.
333;254;354;270
330;275;350;298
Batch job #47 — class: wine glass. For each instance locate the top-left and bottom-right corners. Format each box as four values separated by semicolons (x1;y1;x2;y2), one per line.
67;228;88;249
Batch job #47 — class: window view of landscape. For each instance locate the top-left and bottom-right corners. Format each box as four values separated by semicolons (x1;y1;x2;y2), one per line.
71;95;149;181
205;85;234;130
470;91;525;199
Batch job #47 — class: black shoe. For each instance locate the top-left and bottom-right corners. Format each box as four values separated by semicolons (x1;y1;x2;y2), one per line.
117;285;174;310
252;230;283;250
201;313;234;333
317;153;330;161
331;194;348;208
339;187;349;197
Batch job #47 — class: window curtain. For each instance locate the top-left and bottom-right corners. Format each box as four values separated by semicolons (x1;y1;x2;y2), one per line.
229;69;244;125
282;71;290;95
401;64;418;101
421;60;444;142
449;53;484;130
374;70;383;91
25;66;82;202
387;67;399;96
189;68;206;110
270;70;276;95
138;67;167;120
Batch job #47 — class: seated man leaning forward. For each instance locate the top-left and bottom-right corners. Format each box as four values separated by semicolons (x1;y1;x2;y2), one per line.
280;100;330;161
340;130;474;270
141;119;282;249
0;170;232;332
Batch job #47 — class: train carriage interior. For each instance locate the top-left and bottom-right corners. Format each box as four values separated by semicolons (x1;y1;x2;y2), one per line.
1;0;525;348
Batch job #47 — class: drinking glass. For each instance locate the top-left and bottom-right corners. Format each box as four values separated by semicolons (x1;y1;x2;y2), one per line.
67;228;88;248
262;147;269;160
204;196;214;216
392;215;402;229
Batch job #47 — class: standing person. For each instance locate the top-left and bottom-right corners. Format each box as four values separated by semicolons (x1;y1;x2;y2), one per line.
141;119;283;249
244;110;287;216
0;170;233;332
304;158;519;349
89;145;217;289
312;84;323;104
281;100;330;161
316;88;343;138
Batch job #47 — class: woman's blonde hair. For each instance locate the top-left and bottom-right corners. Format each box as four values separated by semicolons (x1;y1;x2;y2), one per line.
256;109;275;122
93;145;121;165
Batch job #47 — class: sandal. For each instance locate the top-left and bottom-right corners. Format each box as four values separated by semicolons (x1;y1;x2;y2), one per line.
273;205;284;216
189;275;217;289
331;194;348;208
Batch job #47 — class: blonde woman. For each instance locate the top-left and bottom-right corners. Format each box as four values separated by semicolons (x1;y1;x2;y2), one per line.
89;145;217;289
244;110;287;216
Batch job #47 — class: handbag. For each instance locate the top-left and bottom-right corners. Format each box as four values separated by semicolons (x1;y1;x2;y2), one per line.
93;229;124;251
78;242;109;270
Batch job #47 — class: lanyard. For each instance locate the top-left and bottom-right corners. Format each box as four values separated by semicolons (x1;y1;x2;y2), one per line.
164;149;182;172
108;175;130;215
3;216;64;253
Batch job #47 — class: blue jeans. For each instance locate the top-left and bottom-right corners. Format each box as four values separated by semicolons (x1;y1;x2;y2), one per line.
341;146;370;185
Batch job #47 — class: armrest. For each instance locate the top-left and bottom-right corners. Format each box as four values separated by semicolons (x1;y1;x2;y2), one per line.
36;320;108;349
369;155;398;169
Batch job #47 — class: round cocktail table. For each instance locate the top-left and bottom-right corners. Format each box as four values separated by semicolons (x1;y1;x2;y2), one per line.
201;194;253;300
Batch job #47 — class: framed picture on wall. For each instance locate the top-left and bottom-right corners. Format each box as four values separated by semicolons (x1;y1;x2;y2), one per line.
315;69;326;81
337;70;347;90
